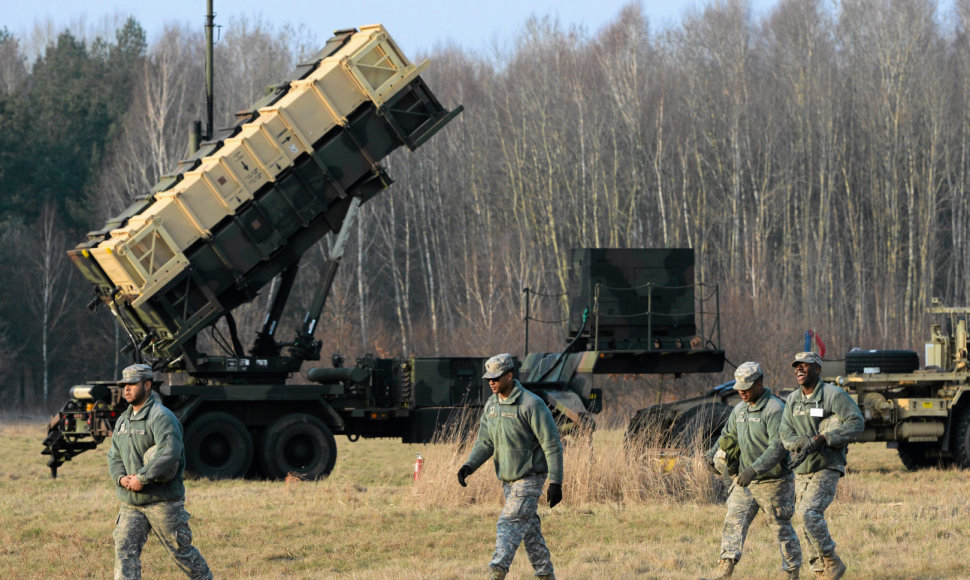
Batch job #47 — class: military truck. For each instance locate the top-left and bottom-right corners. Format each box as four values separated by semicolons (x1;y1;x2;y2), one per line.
817;300;970;470
42;23;471;479
626;299;970;471
45;243;725;480
41;19;727;480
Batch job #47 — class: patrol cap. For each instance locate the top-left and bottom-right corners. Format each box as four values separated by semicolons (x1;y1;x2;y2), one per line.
482;353;514;379
118;363;154;384
733;361;763;391
791;351;823;367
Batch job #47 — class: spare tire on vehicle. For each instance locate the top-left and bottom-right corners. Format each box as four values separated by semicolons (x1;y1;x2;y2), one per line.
844;349;920;374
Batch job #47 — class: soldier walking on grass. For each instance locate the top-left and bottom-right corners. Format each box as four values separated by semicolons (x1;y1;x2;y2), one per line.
705;362;802;579
780;352;864;580
107;364;212;580
457;353;564;580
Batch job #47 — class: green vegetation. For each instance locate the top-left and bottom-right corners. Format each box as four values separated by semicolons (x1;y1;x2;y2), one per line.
3;419;969;578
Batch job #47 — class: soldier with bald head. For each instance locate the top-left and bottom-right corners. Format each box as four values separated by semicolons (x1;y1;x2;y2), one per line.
781;352;864;580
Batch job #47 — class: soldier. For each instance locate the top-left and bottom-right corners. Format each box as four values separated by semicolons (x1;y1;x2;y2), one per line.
107;364;212;580
780;352;864;580
457;353;564;580
706;362;802;579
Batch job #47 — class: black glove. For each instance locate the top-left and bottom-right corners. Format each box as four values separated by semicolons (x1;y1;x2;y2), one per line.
457;465;472;487
736;466;757;487
789;447;809;470
704;454;720;475
547;483;563;508
793;435;814;454
790;435;825;470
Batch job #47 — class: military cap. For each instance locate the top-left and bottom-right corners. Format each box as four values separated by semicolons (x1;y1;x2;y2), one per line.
791;351;823;367
482;353;514;379
733;361;763;391
118;363;154;384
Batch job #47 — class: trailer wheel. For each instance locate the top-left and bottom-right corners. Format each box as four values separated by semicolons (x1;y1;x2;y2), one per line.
845;350;919;374
184;412;254;479
951;406;970;469
259;413;337;480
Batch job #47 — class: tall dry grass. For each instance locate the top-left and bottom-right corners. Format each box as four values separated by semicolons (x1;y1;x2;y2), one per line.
5;417;970;579
412;412;726;510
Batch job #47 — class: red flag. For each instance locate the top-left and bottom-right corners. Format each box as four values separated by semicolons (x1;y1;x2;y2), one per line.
811;329;826;359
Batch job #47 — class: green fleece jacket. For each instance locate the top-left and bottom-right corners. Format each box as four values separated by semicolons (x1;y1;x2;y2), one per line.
712;388;791;481
780;380;864;475
107;392;186;505
464;381;564;483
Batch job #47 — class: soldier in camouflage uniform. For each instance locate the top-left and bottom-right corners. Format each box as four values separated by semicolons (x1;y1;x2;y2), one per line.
705;362;802;579
458;353;564;580
107;364;212;580
780;352;864;580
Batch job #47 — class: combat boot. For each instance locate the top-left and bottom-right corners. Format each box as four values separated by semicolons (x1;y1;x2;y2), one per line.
714;558;736;579
488;565;507;580
821;553;845;580
536;575;556;580
783;567;800;579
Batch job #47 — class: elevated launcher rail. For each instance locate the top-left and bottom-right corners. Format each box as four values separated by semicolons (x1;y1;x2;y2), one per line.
68;25;461;370
43;24;462;478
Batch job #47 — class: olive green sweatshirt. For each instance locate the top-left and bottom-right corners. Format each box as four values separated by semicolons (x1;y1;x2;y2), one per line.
464;380;564;483
107;392;186;505
780;380;864;475
713;388;791;481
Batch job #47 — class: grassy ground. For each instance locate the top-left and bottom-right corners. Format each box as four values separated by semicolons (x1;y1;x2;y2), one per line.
3;417;969;579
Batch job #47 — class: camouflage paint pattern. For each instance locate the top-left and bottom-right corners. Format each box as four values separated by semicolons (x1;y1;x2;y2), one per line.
719;476;801;572
794;468;841;573
489;474;554;576
113;500;211;580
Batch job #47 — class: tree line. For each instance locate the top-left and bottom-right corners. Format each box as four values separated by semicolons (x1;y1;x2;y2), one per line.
1;0;968;410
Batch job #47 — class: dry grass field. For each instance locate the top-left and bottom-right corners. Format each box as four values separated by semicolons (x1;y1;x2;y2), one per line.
2;415;969;579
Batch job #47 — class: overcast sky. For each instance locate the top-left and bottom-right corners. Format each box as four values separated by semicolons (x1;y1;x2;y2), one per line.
3;0;786;56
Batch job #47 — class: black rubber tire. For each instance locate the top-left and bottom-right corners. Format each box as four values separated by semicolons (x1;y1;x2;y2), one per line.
184;411;254;479
951;406;970;469
259;413;337;480
896;441;952;471
672;402;733;450
845;350;920;374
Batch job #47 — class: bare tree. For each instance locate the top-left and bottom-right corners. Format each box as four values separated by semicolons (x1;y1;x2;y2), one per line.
93;23;203;220
20;205;76;401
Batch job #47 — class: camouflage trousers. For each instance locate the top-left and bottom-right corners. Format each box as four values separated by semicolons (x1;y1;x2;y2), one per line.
489;474;554;576
113;499;212;580
719;476;801;572
794;468;841;574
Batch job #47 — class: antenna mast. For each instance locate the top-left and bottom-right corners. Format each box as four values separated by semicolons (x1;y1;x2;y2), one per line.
205;0;215;140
